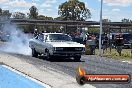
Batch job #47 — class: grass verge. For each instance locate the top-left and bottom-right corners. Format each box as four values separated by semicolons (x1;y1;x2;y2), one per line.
95;48;132;62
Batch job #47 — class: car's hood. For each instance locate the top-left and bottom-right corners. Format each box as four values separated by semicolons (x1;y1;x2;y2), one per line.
47;41;85;47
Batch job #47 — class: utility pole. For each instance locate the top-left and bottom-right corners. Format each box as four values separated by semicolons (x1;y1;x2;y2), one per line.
99;0;103;56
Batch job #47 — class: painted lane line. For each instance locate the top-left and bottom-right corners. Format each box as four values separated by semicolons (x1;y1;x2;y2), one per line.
2;65;51;88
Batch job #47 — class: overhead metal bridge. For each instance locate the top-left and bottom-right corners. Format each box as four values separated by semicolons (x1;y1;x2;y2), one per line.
0;19;132;33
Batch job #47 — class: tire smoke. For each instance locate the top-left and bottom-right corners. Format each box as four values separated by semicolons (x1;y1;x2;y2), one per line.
0;23;32;55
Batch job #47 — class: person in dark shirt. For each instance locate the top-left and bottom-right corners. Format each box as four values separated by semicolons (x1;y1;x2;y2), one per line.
102;34;108;54
87;34;96;55
114;33;124;56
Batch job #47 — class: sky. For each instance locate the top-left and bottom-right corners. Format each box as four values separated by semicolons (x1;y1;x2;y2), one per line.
0;0;132;22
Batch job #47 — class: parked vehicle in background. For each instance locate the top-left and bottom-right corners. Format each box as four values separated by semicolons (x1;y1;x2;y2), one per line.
29;33;85;61
110;33;132;49
123;33;132;48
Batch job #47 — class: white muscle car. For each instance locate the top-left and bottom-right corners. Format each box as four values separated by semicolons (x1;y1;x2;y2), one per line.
29;33;85;61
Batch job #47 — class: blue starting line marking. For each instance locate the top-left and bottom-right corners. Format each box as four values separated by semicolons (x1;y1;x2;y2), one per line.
0;65;50;88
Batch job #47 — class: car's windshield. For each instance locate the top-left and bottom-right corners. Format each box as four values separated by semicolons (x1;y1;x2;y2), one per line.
49;34;72;41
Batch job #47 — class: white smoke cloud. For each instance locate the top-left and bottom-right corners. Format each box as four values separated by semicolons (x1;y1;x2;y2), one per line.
0;23;31;55
0;0;9;4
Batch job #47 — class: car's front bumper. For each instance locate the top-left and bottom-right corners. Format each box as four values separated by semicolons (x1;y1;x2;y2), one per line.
52;51;84;57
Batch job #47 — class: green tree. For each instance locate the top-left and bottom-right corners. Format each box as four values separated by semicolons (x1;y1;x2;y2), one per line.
28;6;38;19
1;10;11;20
28;6;38;33
12;12;26;19
54;17;62;20
37;15;53;20
37;15;55;32
102;19;111;23
45;16;53;20
121;18;132;33
121;18;131;23
58;0;91;21
102;19;111;33
37;15;45;20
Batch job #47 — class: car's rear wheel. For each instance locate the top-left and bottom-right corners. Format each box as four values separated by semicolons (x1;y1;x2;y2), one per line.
74;56;81;61
32;48;38;57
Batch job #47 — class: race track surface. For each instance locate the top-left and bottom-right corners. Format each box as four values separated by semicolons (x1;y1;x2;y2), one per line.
9;54;132;88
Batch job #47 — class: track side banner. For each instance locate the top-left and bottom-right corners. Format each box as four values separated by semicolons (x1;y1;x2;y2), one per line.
76;66;131;85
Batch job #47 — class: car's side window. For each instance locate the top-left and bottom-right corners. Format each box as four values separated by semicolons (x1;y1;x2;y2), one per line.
38;34;44;42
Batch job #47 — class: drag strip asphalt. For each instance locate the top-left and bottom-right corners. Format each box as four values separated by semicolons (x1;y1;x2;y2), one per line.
0;52;95;88
2;53;132;88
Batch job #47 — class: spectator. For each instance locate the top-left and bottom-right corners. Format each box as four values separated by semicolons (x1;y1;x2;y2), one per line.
87;34;96;55
114;33;124;56
102;34;109;54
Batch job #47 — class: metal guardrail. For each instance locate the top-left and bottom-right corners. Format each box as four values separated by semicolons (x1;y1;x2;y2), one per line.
10;19;132;26
1;19;132;27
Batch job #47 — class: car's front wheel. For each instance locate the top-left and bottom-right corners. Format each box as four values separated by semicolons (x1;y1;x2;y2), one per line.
74;56;81;61
32;48;38;57
44;49;51;60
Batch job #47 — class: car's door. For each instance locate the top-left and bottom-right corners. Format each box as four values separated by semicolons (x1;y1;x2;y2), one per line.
37;34;45;53
44;35;53;54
